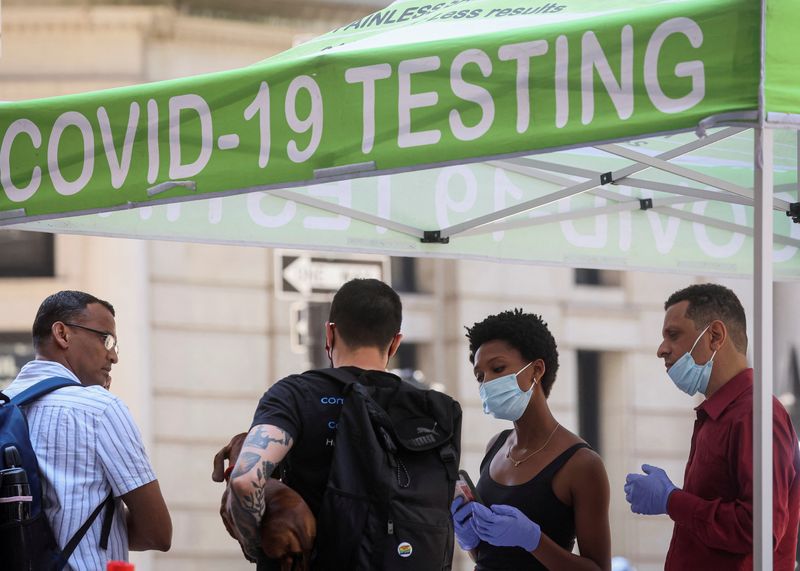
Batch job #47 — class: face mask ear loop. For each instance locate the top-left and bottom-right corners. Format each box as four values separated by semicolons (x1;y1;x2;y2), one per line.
516;361;535;393
689;324;712;356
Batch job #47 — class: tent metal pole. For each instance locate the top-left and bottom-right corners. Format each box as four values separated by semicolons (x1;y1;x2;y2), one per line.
267;188;425;239
753;125;774;571
796;131;800;200
621;178;754;207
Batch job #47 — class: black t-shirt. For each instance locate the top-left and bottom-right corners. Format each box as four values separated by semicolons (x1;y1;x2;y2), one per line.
250;366;402;516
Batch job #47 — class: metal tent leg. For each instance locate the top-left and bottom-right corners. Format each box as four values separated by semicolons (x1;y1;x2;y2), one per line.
754;125;774;571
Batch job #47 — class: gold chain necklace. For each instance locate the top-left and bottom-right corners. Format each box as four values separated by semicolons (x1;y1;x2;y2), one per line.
505;424;561;468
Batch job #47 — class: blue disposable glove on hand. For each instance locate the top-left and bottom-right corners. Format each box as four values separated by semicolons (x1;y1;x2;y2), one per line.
471;502;541;552
451;496;480;551
624;464;678;515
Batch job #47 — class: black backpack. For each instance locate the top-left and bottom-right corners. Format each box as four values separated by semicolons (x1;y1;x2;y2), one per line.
309;368;462;571
0;377;115;570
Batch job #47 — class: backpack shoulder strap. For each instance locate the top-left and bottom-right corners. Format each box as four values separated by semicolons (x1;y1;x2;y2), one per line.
10;377;81;406
308;367;359;386
56;493;115;570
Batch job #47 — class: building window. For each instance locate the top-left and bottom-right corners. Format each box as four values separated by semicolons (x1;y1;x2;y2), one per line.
390;342;428;389
0;231;55;278
574;268;621;287
0;333;35;390
390;257;418;293
577;350;601;454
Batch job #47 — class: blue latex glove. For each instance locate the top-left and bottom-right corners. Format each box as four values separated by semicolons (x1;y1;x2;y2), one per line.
471;502;541;552
451;496;480;551
624;464;678;515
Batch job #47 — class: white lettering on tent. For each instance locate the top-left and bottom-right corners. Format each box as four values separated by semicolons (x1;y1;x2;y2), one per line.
581;26;634;125
692;201;746;258
615;186;633;252
48;111;95;196
304;181;352;230
559;195;608;248
345;64;392;154
492;168;523;242
555;35;569;129
376;176;391;235
247;191;296;228
97;103;140;190
0;119;42;202
168;94;213;180
166;203;182;222
435;166;476;228
147;99;159;184
208;197;223;225
498;40;548;134
774;193;799;263
645;18;705;113
450;49;495;141
244;81;271;168
138;205;153;221
398;57;442;148
286;76;323;163
647;203;682;254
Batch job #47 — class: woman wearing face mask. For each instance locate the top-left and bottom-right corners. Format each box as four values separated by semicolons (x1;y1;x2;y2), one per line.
452;309;611;571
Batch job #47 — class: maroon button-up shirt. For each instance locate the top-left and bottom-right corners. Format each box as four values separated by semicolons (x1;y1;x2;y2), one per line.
665;369;800;571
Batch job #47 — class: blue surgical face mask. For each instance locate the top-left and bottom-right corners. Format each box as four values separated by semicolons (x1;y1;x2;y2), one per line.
667;325;717;396
479;362;535;421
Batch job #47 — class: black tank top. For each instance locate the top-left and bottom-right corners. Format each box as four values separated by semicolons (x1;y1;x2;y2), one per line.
474;430;590;570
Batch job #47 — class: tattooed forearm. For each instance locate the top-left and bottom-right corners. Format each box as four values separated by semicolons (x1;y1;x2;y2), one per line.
230;452;261;479
244;425;292;449
228;486;263;561
228;425;293;560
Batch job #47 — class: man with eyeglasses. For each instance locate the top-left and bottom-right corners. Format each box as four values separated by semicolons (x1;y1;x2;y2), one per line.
3;290;172;569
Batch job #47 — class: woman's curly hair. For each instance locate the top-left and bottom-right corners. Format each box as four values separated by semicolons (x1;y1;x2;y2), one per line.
465;308;560;397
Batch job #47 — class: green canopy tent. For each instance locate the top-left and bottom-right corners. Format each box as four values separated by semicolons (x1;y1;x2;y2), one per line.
1;0;798;566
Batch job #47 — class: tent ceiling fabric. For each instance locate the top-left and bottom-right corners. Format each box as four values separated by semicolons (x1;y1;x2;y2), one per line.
1;0;799;279
12;126;800;279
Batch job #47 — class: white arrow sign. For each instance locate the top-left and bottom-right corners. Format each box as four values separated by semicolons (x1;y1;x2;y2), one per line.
281;254;385;296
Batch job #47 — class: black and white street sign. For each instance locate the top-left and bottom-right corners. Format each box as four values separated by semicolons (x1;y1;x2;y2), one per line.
277;251;389;299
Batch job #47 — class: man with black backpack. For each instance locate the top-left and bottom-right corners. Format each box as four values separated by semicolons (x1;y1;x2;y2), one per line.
221;278;462;570
1;290;171;570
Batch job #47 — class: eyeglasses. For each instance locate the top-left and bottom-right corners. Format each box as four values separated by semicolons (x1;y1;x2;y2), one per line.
63;322;119;353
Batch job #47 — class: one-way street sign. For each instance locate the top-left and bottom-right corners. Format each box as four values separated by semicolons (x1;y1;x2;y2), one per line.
277;251;389;298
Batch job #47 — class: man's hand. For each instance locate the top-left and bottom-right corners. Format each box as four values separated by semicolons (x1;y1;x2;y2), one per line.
624;464;678;515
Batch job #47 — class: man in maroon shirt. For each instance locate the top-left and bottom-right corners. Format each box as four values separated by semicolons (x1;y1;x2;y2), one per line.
624;283;800;570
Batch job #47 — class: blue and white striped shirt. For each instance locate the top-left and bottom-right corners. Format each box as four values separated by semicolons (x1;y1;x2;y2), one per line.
4;360;157;571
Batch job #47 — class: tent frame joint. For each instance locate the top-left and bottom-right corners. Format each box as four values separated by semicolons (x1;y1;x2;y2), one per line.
639;198;653;211
600;171;613;185
788;202;800;224
421;230;449;244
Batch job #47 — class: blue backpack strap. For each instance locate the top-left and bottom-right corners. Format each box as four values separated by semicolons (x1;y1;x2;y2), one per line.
11;376;81;406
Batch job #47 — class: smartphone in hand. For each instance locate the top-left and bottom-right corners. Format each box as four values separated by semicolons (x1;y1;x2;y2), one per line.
455;469;483;504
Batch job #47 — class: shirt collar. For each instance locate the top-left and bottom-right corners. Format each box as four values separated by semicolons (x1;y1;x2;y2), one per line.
696;368;752;420
6;360;81;397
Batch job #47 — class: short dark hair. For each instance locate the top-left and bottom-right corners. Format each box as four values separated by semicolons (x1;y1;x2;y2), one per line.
329;279;401;350
32;291;115;349
465;308;560;397
665;283;747;353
